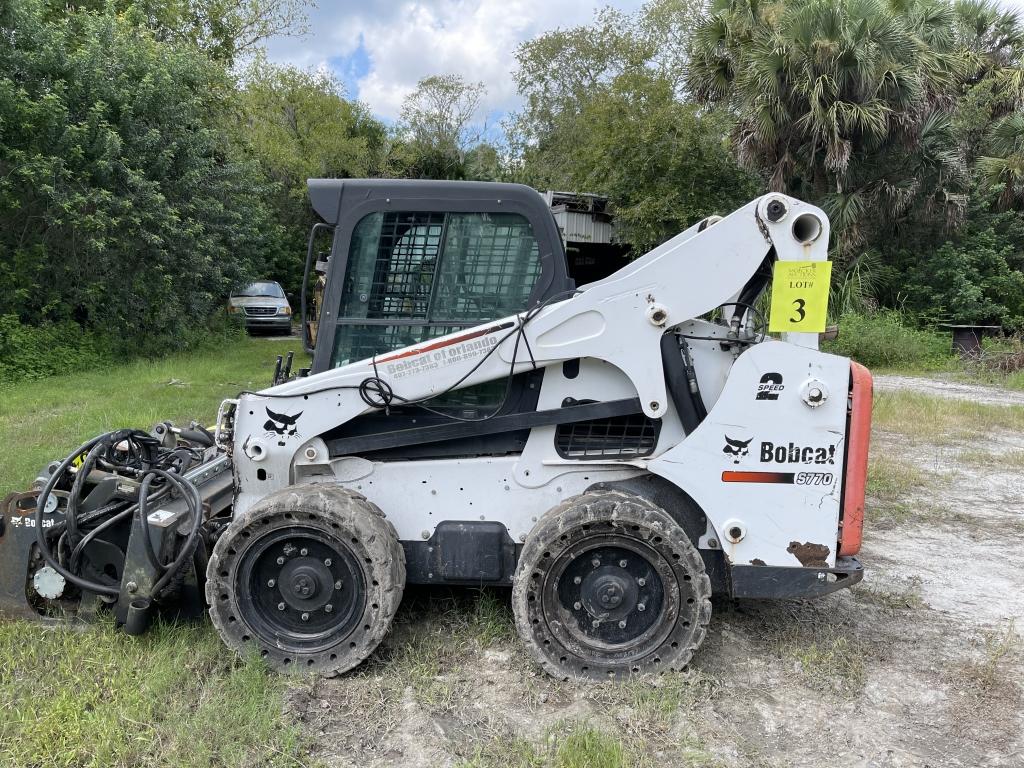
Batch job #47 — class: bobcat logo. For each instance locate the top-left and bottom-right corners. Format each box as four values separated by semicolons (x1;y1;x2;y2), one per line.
264;407;303;447
722;436;753;464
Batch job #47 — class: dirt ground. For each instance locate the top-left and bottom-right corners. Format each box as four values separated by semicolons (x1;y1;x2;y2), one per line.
874;373;1024;408
286;377;1024;768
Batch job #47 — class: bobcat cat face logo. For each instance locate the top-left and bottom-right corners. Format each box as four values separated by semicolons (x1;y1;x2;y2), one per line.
723;436;753;464
264;408;303;446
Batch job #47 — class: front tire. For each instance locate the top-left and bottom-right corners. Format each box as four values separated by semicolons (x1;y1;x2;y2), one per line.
206;484;405;675
512;491;711;681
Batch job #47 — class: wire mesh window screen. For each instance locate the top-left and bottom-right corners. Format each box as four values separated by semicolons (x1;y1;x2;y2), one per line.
332;210;542;372
331;323;464;366
432;213;541;321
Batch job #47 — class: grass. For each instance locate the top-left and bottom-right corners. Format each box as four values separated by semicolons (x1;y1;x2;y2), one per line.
783;635;866;694
853;577;926;612
0;337;307;496
0;336;310;767
455;719;721;768
944;621;1023;739
948;621;1022;699
0;618;305;768
456;722;628;768
872;389;1024;443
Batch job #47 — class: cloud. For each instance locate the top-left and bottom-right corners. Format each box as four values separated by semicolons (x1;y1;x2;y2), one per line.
263;0;644;120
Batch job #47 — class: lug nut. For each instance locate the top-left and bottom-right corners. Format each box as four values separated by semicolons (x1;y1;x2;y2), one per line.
637;603;646;612
637;578;646;587
300;548;308;556
277;602;285;611
276;556;285;565
325;604;333;613
324;558;332;567
301;612;310;622
573;576;582;585
573;601;582;610
334;580;343;590
591;558;601;568
267;579;276;588
618;620;627;629
591;619;601;628
619;559;627;568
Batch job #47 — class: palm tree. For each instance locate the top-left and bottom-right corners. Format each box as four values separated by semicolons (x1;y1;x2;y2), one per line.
688;0;973;256
979;111;1024;207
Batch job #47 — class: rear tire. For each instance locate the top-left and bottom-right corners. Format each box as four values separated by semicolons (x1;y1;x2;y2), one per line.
206;484;404;675
512;490;711;681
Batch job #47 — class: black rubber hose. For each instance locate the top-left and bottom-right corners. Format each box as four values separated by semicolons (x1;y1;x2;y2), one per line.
63;441;105;543
69;505;136;574
34;435;120;596
149;470;204;596
136;472;167;574
660;332;704;435
35;430;205;599
178;429;214;448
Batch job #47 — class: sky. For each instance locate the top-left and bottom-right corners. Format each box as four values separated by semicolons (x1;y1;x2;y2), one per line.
263;0;646;122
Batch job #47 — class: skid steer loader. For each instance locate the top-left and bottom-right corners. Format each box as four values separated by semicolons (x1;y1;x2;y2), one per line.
0;181;871;680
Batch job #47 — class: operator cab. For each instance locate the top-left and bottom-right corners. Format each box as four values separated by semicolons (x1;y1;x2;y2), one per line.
301;180;633;374
302;180;573;374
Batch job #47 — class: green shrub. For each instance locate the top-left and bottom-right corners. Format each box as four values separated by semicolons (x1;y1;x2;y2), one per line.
0;313;246;383
0;315;112;381
822;310;953;369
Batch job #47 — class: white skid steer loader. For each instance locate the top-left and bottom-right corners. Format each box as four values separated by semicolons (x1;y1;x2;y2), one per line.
0;184;871;681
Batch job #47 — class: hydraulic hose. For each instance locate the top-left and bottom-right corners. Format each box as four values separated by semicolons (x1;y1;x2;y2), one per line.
34;429;205;600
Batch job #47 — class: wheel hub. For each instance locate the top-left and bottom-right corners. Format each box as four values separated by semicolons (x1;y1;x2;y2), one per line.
553;541;667;651
279;559;334;612
581;568;637;620
238;528;364;649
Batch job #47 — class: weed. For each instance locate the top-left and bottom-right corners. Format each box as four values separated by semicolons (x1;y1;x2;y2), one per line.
763;619;868;696
944;622;1023;742
853;577;925;611
949;621;1022;700
0;618;305;768
822;311;952;370
865;453;931;523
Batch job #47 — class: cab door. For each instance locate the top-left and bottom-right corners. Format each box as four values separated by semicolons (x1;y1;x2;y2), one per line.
307;180;572;379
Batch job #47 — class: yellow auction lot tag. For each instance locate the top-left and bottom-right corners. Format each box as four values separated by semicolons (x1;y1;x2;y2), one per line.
769;260;832;333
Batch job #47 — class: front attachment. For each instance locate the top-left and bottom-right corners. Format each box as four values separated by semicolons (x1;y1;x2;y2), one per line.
512;490;712;680
205;484;405;675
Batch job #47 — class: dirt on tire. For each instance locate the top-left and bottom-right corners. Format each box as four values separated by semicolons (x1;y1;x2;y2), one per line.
207;484;405;675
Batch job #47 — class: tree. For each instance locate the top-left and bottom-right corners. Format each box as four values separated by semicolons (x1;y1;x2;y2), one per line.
42;0;312;63
0;0;279;349
509;0;702;177
688;0;1024;259
396;74;486;179
978;112;1024;208
509;1;755;249
236;57;387;293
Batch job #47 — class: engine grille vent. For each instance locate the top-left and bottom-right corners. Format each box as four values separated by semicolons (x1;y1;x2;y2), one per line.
555;410;660;460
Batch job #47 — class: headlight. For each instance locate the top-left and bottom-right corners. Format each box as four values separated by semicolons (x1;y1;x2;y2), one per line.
279;306;292;316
